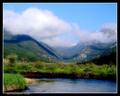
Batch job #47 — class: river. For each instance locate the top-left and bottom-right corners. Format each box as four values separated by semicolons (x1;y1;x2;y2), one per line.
20;78;117;93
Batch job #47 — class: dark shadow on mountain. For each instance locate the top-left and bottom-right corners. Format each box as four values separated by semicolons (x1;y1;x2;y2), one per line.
4;35;59;59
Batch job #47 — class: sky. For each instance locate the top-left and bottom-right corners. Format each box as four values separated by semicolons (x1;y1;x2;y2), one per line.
3;3;117;47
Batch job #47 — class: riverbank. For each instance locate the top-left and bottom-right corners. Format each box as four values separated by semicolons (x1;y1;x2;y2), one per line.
3;73;27;92
21;71;116;81
24;77;41;85
3;71;116;92
4;62;116;80
3;61;116;92
3;73;43;92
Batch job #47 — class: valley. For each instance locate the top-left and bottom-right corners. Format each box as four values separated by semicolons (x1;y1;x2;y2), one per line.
3;30;117;93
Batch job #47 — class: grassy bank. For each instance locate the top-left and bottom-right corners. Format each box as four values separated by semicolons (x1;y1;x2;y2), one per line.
4;61;116;80
3;73;27;92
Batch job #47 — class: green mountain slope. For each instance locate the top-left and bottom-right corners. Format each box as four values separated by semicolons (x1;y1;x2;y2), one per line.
4;31;60;62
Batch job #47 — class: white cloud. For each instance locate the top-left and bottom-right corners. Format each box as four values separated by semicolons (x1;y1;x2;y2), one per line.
3;8;72;39
42;37;77;47
74;23;117;44
3;8;117;47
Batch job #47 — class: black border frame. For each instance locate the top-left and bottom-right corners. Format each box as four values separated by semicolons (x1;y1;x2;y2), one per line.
1;1;119;96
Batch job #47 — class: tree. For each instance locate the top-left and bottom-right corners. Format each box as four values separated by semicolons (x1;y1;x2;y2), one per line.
7;54;17;65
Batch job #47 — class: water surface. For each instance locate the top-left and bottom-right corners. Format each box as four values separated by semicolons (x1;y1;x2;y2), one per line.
22;78;116;93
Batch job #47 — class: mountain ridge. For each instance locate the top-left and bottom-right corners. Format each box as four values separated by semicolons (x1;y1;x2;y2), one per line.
4;30;117;64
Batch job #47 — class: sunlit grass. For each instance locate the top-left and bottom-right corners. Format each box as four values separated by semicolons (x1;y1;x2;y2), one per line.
4;73;27;91
4;60;116;79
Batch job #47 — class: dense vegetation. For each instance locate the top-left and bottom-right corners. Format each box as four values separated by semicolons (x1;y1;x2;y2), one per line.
4;56;116;80
4;73;27;92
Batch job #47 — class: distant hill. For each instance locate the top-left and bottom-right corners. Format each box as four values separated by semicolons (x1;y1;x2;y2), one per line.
4;29;117;64
4;30;61;62
88;45;116;64
54;40;116;64
74;41;117;63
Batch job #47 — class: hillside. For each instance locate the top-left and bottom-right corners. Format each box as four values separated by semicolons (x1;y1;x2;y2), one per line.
4;31;61;62
88;45;116;64
57;41;117;64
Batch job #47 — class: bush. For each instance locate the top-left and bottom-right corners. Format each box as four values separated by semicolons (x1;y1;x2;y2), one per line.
4;73;27;91
7;54;17;64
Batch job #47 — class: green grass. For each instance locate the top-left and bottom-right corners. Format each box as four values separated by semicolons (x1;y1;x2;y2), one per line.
4;73;27;91
3;60;116;80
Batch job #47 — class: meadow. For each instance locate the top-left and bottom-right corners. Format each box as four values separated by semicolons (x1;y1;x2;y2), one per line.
4;60;116;80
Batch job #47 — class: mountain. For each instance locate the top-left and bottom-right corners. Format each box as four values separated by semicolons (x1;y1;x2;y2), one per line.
89;45;116;64
4;29;117;64
54;40;117;63
4;30;61;62
73;42;116;63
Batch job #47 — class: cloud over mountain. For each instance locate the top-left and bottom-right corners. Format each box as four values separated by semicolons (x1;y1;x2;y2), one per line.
3;8;117;47
3;8;72;38
74;23;117;45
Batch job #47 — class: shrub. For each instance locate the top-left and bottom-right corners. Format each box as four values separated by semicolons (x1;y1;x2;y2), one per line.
7;54;17;65
4;73;27;91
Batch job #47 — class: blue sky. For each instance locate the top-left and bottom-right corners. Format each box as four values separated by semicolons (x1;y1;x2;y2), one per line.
3;3;117;47
3;3;117;31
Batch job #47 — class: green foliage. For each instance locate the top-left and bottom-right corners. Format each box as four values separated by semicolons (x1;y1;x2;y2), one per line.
7;54;17;64
4;59;116;79
4;40;58;62
4;73;27;91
